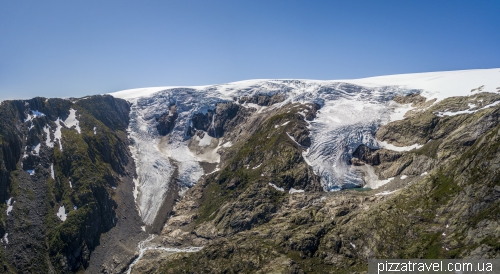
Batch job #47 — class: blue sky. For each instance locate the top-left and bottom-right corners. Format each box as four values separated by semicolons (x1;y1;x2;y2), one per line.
1;1;499;100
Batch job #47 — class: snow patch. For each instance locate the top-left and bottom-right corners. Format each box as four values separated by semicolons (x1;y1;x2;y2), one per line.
198;133;212;147
64;108;81;133
379;140;423;151
93;126;97;135
421;172;428;176
24;110;45;122
54;118;63;151
27;169;35;176
252;163;262;169
1;233;8;244
286;132;301;146
69;181;72;188
436;100;500;117
43;126;54;148
375;190;397;196
33;143;40;155
289;188;305;194
50;164;55;179
57;205;67;221
222;141;233;147
400;175;408;179
268;183;284;192
6;198;14;216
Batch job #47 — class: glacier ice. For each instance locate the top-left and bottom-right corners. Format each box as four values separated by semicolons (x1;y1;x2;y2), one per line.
112;80;422;224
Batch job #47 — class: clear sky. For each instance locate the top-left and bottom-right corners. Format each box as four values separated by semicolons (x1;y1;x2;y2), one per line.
1;1;499;100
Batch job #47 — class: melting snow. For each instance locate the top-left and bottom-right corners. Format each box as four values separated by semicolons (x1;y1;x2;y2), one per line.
43;126;54;148
6;198;14;215
222;141;233;147
275;120;290;128
289;188;305;194
54;118;63;151
24;110;45;122
50;164;55;179
57;205;67;221
436;100;500;117
268;183;284;192
400;175;408;179
379;140;423;151
1;233;8;244
286;132;301;146
198;133;212;147
375;190;397;196
64;108;81;133
33;143;40;155
252;163;262;169
389;102;413;122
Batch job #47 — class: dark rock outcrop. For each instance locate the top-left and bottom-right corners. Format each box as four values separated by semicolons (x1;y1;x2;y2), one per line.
392;92;427;106
238;94;286;106
305;103;321;121
350;144;402;166
189;102;251;138
157;104;178;136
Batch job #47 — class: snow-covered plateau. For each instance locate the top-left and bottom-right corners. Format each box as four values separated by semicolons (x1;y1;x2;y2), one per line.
110;68;500;225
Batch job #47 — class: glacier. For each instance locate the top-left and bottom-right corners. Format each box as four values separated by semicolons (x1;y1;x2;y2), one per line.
110;68;500;224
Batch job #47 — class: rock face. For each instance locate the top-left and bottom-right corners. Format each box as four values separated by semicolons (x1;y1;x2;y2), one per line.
0;95;145;273
157;104;178;136
350;144;402;166
189;102;252;138
238;94;286;106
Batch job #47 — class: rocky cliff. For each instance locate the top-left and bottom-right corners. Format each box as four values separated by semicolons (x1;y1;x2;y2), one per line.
0;95;145;273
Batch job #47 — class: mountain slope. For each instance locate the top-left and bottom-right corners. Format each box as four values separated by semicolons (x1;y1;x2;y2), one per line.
0;95;146;273
1;68;499;273
133;91;500;274
108;68;500;273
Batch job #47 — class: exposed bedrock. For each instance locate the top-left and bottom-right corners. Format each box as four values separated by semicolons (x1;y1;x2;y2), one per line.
238;93;286;106
188;101;253;138
350;144;402;166
157;104;178;136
